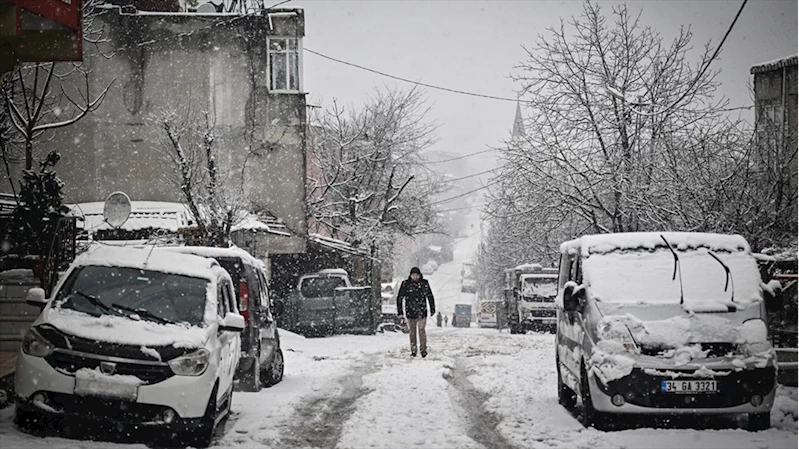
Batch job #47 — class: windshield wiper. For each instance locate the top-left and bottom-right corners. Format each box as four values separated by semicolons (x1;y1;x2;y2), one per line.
111;302;175;325
74;291;118;316
707;251;735;304
660;235;685;305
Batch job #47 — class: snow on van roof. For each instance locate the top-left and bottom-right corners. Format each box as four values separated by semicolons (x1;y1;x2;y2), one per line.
560;232;751;256
514;263;543;271
73;244;222;280
159;245;264;268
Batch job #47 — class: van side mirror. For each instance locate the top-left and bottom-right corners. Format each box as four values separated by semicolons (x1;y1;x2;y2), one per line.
563;284;585;313
764;288;783;313
219;312;245;332
26;288;48;308
273;299;285;317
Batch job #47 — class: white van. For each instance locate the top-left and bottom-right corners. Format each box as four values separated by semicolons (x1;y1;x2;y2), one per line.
15;245;244;447
555;232;778;431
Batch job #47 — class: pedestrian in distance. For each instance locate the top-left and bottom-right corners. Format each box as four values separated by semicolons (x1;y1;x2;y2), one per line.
436;311;443;327
397;267;436;358
452;313;457;328
444;315;448;327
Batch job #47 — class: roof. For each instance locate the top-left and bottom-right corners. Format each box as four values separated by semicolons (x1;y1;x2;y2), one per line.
68;201;195;232
750;55;798;74
309;233;370;257
72;244;226;281
561;232;751;257
231;211;291;237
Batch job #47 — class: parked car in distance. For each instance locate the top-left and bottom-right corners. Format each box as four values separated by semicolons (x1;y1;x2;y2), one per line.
555;232;779;431
15;245;244;448
420;264;435;275
426;260;439;271
160;246;284;392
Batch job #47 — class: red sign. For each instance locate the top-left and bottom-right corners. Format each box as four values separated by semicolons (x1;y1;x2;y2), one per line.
12;0;82;32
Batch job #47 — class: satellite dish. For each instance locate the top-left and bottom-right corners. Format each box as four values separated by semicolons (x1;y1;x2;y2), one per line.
103;191;131;228
196;2;217;13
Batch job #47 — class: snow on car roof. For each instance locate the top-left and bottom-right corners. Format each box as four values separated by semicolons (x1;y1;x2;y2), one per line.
513;263;543;271
160;245;264;269
318;268;348;276
561;232;751;256
73;244;223;280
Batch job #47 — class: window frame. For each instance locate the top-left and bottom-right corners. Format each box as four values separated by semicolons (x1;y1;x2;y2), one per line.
267;36;302;93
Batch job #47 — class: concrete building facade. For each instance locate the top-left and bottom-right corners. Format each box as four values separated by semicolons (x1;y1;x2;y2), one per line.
5;5;308;254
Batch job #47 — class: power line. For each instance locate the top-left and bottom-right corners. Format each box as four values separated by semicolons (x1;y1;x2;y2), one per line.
304;47;522;104
423;149;499;164
622;0;748;118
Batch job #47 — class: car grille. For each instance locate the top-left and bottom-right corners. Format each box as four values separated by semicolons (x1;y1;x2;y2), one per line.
43;392;170;423
522;296;554;303
528;309;556;318
641;343;737;358
46;350;173;385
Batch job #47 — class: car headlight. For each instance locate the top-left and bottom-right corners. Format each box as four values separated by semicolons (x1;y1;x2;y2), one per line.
168;349;210;376
22;327;55;358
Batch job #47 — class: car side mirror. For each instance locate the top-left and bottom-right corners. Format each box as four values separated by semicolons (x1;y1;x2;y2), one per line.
273;300;285;317
26;288;48;308
219;312;245;332
563;285;585;313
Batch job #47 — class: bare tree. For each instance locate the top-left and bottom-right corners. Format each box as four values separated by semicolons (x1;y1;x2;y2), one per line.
153;107;247;245
307;86;446;257
480;1;773;290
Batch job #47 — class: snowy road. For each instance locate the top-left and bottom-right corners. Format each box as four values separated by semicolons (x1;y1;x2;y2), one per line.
2;327;797;449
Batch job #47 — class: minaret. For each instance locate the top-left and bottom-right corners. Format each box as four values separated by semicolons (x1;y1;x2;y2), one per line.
511;97;525;141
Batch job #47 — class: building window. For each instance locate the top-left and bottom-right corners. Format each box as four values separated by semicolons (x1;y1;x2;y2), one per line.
268;37;300;92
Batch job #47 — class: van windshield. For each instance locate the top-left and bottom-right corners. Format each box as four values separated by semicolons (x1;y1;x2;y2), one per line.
54;265;209;326
583;248;763;307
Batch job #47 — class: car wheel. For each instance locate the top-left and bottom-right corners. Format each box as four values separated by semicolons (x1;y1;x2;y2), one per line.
581;363;610;430
182;385;218;448
748;412;770;431
239;352;262;392
263;348;284;387
557;356;577;409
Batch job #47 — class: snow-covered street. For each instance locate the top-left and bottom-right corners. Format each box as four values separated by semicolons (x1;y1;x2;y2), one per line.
2;324;797;449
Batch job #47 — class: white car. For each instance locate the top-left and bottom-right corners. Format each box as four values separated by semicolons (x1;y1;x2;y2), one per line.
426;260;439;271
14;245;244;447
420;264;435;275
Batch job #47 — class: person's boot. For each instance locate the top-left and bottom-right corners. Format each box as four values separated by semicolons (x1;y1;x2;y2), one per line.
421;350;428;358
411;350;417;357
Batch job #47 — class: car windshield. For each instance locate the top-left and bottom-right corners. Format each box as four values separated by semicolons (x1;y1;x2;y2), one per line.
583;248;763;306
521;277;557;297
300;276;346;298
54;265;209;326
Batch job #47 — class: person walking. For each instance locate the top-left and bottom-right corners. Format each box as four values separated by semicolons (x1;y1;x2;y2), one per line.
444;315;448;327
436;311;443;327
397;267;436;357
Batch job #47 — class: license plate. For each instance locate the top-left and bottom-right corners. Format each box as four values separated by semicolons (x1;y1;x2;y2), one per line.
74;371;139;400
660;380;717;393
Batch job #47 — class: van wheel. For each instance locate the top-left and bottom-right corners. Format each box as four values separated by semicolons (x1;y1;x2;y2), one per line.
581;364;610;430
262;348;284;387
239;351;262;392
557;357;577;409
14;407;45;434
748;412;770;431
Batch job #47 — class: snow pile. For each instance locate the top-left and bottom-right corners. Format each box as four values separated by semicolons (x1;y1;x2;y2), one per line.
74;367;143;400
588;346;636;383
139;346;162;361
772;386;799;430
562;232;751;256
45;308;210;348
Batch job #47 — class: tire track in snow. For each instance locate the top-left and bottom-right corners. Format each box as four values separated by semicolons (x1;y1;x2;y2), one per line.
445;360;519;449
279;356;377;449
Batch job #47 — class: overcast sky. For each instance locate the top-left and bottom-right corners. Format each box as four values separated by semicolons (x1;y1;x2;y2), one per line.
290;0;797;165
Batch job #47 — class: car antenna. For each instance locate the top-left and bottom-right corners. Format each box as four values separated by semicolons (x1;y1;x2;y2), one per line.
708;250;735;304
143;244;157;268
660;235;684;304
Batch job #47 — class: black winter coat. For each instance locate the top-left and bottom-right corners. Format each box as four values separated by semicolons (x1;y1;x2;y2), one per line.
397;278;435;319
